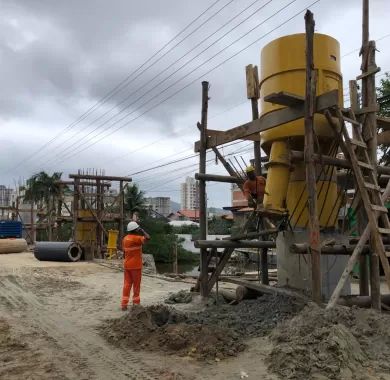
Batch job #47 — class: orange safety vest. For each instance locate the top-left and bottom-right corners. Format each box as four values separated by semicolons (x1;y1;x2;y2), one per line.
122;234;146;270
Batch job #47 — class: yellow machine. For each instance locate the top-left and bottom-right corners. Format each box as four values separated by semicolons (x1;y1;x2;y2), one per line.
260;33;343;228
107;229;119;259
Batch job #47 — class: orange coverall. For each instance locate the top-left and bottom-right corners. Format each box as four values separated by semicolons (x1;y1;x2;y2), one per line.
121;234;145;306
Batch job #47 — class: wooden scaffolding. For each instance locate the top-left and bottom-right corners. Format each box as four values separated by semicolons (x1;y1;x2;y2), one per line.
193;6;390;309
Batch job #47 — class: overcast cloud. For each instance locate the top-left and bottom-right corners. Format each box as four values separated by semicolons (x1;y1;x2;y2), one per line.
0;0;389;207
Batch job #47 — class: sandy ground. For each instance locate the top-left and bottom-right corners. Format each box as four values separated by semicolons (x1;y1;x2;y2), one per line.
0;252;277;380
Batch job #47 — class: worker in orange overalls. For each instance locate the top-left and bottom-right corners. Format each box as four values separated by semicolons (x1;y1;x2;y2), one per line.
243;165;267;208
121;221;150;310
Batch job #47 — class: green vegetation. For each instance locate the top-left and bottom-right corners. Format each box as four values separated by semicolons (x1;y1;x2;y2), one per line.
139;215;197;263
378;73;390;164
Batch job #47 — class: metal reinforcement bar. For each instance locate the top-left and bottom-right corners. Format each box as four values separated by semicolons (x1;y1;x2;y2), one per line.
194;240;276;249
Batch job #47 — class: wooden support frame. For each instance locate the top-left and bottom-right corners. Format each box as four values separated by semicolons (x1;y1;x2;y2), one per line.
194;90;339;151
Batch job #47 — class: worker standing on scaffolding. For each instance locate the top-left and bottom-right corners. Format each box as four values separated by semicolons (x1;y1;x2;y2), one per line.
243;165;267;209
121;221;150;310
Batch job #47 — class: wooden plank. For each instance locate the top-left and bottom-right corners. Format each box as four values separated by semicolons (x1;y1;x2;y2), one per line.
245;64;259;99
263;91;304;107
194;90;339;151
304;10;321;304
355;105;380;115
371;205;388;213
356;66;381;80
350;138;367;148
69;174;132;182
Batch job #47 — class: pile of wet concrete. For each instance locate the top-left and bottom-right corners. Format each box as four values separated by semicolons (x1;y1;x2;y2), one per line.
100;293;305;361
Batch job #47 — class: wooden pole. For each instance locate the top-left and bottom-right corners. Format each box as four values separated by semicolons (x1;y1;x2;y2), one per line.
361;0;381;310
304;10;321;303
119;180;124;247
173;243;178;274
199;81;209;298
246;64;269;286
350;79;370;296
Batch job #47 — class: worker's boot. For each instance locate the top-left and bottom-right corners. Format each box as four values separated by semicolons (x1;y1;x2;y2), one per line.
121;305;128;311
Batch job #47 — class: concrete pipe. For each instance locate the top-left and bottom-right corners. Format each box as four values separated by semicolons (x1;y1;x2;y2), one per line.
0;238;28;254
34;242;82;262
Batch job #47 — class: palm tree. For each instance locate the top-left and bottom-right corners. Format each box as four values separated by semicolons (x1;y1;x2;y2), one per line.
23;171;63;241
124;183;145;220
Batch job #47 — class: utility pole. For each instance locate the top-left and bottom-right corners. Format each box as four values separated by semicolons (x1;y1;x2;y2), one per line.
304;10;322;303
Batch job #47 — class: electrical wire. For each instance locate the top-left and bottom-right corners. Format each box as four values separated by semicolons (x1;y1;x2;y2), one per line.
43;0;316;170
40;0;284;167
2;0;226;174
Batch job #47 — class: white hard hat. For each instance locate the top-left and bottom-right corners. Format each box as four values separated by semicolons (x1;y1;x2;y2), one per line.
127;221;140;232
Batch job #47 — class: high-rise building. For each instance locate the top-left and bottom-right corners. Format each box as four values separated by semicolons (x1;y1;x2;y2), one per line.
0;185;16;207
180;177;199;210
144;197;171;217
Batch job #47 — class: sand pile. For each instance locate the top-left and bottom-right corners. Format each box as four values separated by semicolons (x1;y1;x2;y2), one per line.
268;304;390;380
100;305;245;360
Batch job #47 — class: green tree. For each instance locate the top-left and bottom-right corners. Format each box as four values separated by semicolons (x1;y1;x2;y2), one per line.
139;216;197;263
377;73;390;164
124;183;145;219
23;171;63;241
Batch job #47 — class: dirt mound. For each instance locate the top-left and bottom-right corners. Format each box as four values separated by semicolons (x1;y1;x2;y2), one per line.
268;304;390;380
100;304;245;360
187;293;305;337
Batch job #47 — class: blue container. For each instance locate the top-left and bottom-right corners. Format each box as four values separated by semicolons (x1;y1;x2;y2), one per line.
0;220;22;238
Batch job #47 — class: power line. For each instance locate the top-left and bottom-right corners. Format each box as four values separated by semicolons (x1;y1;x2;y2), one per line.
44;0;311;169
39;0;277;167
341;32;390;58
110;99;248;162
2;0;226;175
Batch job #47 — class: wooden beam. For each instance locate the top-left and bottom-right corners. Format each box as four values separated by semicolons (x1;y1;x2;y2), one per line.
290;243;390;255
290;150;390;175
69;174;132;182
195;173;243;184
264;91;304;107
304;10;321;304
377;130;390;145
194;90;339;151
194;240;276;249
377;116;390;130
199;81;209;299
224;228;278;241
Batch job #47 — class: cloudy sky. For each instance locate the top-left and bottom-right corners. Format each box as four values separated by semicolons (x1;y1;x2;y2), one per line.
0;0;389;207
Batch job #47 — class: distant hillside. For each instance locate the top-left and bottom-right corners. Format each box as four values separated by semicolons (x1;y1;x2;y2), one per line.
170;200;180;212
